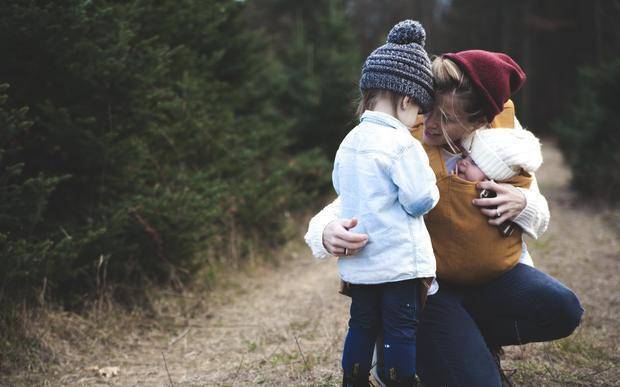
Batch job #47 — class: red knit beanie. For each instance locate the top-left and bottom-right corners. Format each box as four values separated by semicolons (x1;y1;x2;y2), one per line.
442;50;526;122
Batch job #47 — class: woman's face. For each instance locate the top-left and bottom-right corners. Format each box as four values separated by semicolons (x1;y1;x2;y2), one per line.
422;94;480;147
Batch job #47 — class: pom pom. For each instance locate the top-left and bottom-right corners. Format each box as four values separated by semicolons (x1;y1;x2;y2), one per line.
387;20;426;46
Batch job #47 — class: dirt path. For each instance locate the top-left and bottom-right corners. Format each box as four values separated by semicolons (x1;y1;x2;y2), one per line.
46;240;349;386
11;142;620;386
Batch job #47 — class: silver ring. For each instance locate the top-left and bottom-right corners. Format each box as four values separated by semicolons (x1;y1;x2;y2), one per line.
496;209;502;218
344;248;349;256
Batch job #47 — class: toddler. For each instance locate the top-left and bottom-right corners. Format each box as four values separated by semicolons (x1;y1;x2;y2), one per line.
332;20;439;386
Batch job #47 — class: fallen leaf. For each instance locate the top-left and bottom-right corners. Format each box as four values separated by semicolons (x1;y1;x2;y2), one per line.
98;366;120;378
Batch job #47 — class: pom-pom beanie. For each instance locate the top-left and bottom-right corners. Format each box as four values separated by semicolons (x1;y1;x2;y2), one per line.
359;20;434;112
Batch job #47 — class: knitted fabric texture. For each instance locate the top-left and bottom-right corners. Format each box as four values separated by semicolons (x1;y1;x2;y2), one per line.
463;128;543;181
359;20;434;112
442;50;526;122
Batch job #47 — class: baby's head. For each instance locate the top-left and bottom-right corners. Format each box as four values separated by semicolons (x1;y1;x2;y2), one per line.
457;128;542;182
456;156;487;182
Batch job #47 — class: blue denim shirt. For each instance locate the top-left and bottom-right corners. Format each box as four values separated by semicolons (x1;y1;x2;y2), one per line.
332;110;440;284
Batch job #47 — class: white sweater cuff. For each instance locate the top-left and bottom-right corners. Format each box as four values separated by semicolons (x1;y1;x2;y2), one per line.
513;187;549;239
304;202;339;260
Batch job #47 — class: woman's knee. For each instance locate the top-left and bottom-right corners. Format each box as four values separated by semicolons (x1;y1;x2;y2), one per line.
540;284;584;339
554;286;584;337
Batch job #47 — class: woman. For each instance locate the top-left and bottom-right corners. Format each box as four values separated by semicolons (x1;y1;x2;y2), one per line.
305;50;584;386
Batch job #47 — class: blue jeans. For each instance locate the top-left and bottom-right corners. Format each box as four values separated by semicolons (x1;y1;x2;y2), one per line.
416;263;584;387
342;279;420;385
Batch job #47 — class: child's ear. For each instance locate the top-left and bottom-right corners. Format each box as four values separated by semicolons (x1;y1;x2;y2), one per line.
402;96;411;110
402;96;420;111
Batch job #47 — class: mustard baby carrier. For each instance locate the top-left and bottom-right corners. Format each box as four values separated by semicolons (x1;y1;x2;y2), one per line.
412;101;532;285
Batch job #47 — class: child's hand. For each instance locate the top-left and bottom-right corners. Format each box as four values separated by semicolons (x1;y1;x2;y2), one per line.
472;180;526;225
322;218;369;257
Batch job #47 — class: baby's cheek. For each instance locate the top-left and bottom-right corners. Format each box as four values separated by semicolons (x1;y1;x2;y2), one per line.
471;167;487;182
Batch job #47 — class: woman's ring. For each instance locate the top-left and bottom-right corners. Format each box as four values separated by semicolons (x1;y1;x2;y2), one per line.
344;248;349;256
496;209;502;218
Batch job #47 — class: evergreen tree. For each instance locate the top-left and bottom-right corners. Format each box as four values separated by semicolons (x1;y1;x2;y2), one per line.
247;0;361;157
552;60;620;203
0;84;66;304
0;0;330;309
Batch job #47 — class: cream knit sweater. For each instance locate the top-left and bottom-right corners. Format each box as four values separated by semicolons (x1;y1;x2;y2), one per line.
304;117;550;264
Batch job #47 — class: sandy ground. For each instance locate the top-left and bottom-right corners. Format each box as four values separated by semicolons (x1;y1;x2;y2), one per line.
4;141;619;387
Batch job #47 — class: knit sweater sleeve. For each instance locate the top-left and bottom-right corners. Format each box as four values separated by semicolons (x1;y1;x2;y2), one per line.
513;173;550;239
510;116;550;239
304;197;342;260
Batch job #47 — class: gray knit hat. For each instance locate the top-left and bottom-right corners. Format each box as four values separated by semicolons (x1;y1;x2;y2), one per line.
359;20;434;112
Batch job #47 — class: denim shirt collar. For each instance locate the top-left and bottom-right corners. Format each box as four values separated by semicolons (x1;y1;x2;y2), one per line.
360;110;409;132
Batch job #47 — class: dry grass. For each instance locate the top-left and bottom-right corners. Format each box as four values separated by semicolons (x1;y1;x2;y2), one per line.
2;141;618;386
501;140;620;387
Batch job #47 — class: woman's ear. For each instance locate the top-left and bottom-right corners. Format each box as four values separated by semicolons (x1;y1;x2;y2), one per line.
467;118;489;135
476;117;490;129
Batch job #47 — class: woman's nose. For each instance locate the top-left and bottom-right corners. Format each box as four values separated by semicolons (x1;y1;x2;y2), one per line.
424;112;438;130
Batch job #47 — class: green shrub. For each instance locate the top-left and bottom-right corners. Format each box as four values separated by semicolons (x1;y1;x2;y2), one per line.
0;0;336;310
552;60;620;203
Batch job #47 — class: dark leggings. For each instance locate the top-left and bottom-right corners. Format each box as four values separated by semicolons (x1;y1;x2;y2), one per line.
416;263;584;387
342;279;420;385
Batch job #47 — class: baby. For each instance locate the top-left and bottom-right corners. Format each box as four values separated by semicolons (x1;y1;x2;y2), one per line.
424;126;543;285
457;128;542;185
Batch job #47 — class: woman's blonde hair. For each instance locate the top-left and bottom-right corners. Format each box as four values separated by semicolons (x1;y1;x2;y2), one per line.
431;56;488;152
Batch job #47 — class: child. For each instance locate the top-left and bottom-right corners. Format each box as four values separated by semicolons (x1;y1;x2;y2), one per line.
332;20;439;386
425;127;543;285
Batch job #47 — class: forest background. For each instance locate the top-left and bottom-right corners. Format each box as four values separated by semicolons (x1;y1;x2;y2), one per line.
1;0;619;376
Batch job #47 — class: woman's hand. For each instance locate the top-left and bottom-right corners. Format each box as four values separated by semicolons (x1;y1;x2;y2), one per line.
472;180;527;226
322;218;369;257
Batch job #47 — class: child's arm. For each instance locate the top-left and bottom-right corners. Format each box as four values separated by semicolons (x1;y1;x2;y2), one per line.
391;142;439;217
332;154;340;196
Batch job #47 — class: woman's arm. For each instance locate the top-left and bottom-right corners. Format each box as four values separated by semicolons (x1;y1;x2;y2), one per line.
473;115;550;239
473;173;549;239
512;174;550;238
304;197;369;259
